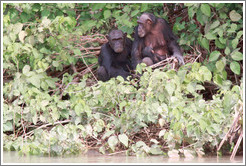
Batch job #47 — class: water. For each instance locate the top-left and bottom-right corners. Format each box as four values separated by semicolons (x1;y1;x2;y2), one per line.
2;151;244;164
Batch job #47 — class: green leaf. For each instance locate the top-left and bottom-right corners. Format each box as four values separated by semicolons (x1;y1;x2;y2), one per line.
37;33;45;43
199;119;207;131
229;10;242;22
200;4;211;17
41;17;51;27
103;10;111;19
216;60;225;72
214;74;223;85
47;36;56;47
196;85;205;90
18;31;27;43
131;10;140;17
108;136;118;151
215;39;225;49
201;38;209;51
23;65;30;75
27;74;43;88
141;3;148;12
116;76;124;82
41;100;49;107
199;66;212;81
118;134;128;147
32;113;38;125
216;59;226;72
231;24;237;31
136;141;147;148
74;48;81;55
122;19;133;27
159;129;166;138
205;32;216;40
3;121;13;132
223;92;239;111
52;61;59;67
27;35;35;45
119;101;127;110
91;4;106;11
74;104;83;116
237;31;243;39
150;139;159;144
231;51;243;61
209;51;220;62
41;9;50;17
230;61;241;75
187;83;195;94
222;70;227;80
196;8;205;25
224;47;230;55
188;6;195;19
184;3;195;7
165;82;175;96
219;37;226;44
102;130;115;139
210;20;220;29
99;146;106;154
149;147;163;155
231;38;239;49
13;23;23;34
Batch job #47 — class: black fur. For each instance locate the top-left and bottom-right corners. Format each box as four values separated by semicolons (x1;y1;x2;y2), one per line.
98;30;132;81
131;13;184;69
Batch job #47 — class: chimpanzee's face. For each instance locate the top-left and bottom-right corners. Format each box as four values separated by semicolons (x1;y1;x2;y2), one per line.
137;14;152;38
107;30;126;53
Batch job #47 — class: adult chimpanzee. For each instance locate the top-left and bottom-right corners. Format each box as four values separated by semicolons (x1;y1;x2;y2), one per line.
131;13;185;68
97;29;133;81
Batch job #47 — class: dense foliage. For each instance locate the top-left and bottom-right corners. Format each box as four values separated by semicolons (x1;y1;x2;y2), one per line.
2;3;243;158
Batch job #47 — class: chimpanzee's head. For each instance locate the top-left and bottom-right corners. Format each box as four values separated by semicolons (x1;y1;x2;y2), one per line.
137;13;156;38
106;29;127;53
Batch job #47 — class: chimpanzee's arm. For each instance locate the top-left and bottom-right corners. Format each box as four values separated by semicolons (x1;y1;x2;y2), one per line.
161;19;185;65
168;40;185;65
100;45;130;80
131;26;144;69
100;44;113;73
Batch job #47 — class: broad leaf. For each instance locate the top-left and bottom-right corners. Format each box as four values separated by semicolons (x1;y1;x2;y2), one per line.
201;4;211;17
108;136;118;151
231;51;243;61
103;10;111;19
118;134;128;147
229;10;242;22
230;61;241;75
209;51;220;62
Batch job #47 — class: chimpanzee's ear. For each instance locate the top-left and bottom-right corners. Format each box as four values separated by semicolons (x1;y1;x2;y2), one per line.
147;19;152;25
124;32;127;38
106;34;109;40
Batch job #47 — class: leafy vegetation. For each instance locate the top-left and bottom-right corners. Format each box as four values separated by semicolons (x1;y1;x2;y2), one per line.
2;3;243;158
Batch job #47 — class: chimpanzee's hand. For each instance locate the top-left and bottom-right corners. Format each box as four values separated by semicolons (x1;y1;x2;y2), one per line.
173;53;185;65
143;46;154;57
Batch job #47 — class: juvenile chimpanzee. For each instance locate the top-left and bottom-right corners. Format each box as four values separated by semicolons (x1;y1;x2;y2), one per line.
131;13;185;68
97;29;133;81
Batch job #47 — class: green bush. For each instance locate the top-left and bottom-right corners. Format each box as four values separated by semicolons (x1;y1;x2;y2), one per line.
3;3;243;157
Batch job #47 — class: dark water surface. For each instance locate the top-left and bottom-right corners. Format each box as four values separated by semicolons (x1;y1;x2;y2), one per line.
2;151;244;164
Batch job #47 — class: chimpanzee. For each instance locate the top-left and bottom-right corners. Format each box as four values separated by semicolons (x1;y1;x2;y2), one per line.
97;29;133;81
131;13;185;68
